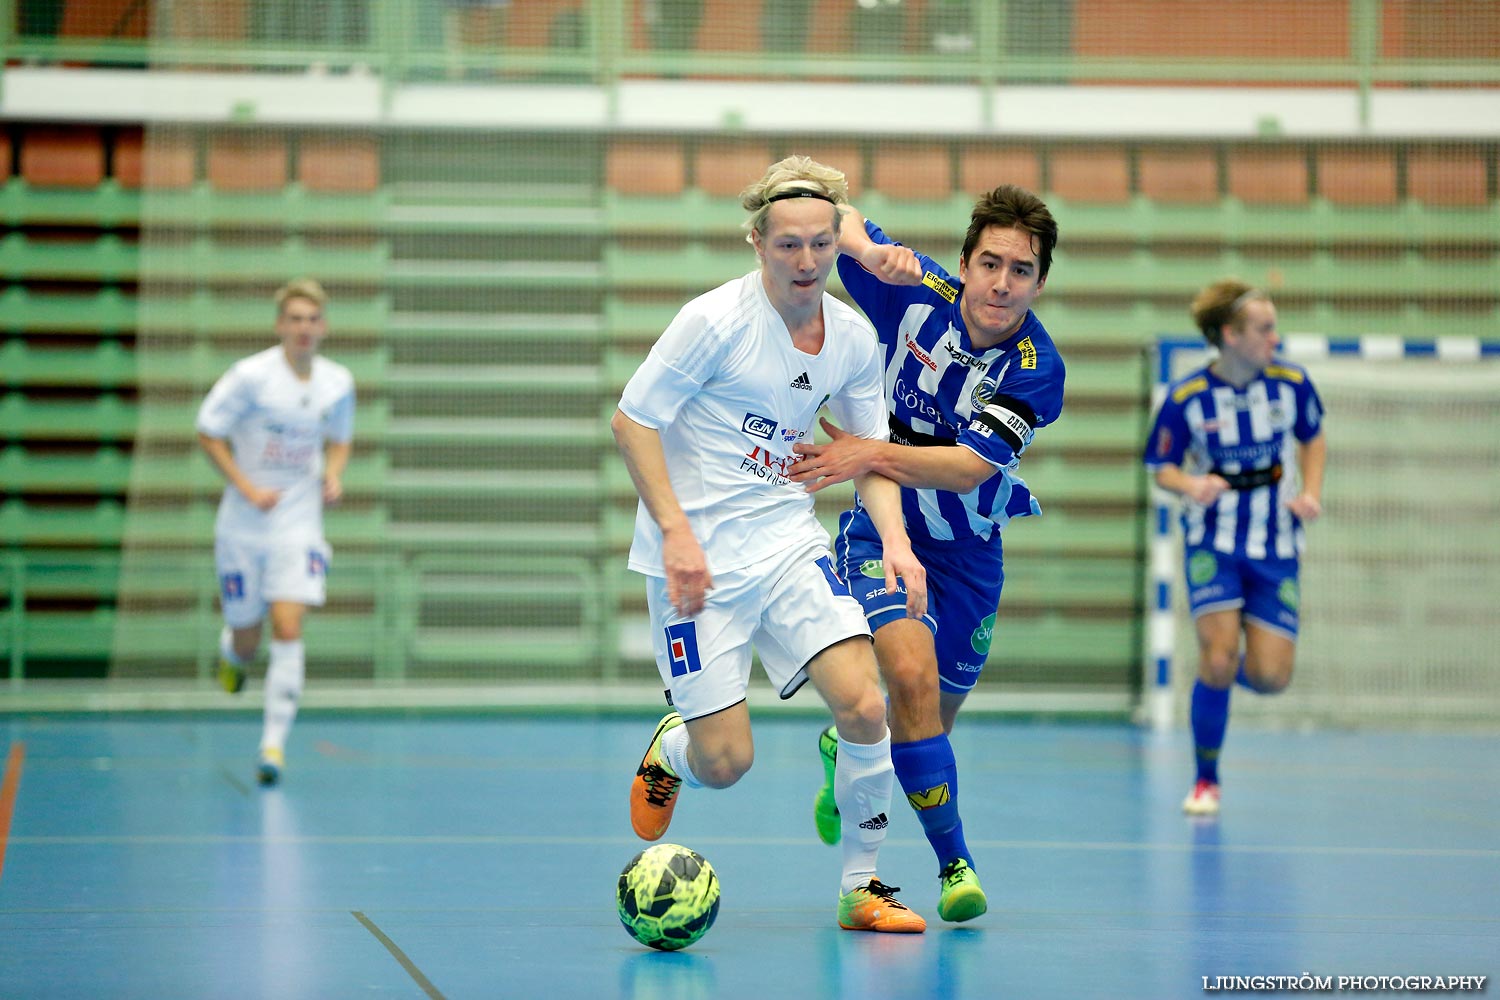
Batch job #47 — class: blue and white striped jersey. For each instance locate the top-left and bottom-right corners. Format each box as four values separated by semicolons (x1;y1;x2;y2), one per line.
1144;362;1325;560
835;220;1066;544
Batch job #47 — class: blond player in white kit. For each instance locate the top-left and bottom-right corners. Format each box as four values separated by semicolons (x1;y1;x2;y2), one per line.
612;156;930;933
196;279;355;786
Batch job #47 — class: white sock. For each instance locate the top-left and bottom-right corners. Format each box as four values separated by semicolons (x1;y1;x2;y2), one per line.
836;728;894;895
260;639;305;752
661;723;702;788
219;626;249;666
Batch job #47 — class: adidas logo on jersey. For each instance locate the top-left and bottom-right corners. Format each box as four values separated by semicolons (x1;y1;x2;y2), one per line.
790;372;813;390
858;812;889;831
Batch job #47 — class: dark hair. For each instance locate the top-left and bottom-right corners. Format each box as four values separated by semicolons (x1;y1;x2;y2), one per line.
1190;279;1269;347
960;184;1058;280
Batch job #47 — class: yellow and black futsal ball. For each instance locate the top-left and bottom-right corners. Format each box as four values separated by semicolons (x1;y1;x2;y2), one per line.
616;843;720;951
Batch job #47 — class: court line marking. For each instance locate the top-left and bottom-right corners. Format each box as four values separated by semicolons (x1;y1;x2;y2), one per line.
5;832;1498;860
0;742;25;887
352;910;447;1000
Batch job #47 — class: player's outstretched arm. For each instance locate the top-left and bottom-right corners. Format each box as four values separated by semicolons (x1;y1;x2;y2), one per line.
792;417;994;494
1286;431;1326;522
197;432;280;511
835;205;922;286
853;471;927;620
610;408;713;615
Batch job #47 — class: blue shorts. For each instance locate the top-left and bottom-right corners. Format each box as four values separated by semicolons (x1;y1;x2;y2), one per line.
833;509;1005;695
1183;545;1300;639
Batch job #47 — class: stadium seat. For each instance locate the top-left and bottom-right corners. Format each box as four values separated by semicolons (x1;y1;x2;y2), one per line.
113;129;198;190
0;549;124;602
604;297;681;341
298;134;381;193
986;556;1138;612
694;139;772;197
1047;144;1131;204
696;0;766;53
0;339;135;389
206;132;290;192
19;126;106;188
1227;145;1310;205
1137;146;1221;204
1317;146;1398;206
0;232;137;283
1027;407;1146;453
960;145;1042;197
128;448;387;500
139;234;388;285
1406;144;1491;207
0;394;136;443
606;138;687;196
982;615;1134;674
871;143;953;201
1024;455;1138;505
0;447;133;495
137;289;390;337
0;498;127;546
602;242;744;291
0;609;118;661
139;341;387;389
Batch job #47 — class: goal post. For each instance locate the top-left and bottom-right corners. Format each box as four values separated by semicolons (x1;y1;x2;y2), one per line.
1144;335;1500;731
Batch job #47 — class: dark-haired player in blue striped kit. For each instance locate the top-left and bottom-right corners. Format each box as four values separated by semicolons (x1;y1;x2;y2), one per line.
1144;279;1326;817
791;185;1065;922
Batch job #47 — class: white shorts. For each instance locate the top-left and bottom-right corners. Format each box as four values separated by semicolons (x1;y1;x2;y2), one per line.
215;534;331;628
645;541;872;722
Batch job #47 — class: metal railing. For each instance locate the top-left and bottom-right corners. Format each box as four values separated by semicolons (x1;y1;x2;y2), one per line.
2;0;1498;100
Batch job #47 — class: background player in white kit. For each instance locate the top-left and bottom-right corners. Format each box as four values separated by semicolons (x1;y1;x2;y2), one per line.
612;156;930;933
196;279;355;786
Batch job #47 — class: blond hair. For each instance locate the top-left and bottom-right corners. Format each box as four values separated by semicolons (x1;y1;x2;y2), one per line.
1189;279;1270;347
740;155;850;245
275;278;328;316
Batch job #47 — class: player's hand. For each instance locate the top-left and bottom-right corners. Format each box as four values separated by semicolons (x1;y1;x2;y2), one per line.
1187;474;1230;506
881;541;927;620
242;484;282;511
861;243;923;286
323;475;344;505
790;418;882;492
1286;493;1322;522
662;524;713;617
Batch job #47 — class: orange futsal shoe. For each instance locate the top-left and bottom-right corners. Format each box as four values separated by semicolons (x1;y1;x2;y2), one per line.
838;878;927;933
630;711;685;841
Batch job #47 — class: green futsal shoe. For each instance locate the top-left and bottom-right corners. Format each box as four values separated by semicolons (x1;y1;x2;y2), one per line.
814;725;840;845
937;858;988;923
217;658;246;695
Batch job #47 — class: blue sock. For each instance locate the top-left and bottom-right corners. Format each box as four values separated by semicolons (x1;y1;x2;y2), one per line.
1189;680;1231;784
891;734;972;872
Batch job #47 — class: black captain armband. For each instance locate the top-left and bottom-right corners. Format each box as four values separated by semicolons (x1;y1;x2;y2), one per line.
1213;464;1283;491
969;395;1038;452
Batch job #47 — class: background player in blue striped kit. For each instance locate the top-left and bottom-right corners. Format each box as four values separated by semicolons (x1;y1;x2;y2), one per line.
1143;279;1327;816
791;185;1065;921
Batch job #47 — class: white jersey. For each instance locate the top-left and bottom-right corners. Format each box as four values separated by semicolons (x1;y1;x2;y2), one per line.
619;272;889;577
196;346;356;542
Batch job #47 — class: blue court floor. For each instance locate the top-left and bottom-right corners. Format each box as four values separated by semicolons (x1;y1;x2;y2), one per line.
0;712;1496;1000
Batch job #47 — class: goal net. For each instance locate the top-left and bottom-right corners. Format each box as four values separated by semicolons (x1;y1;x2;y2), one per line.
1145;336;1500;729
